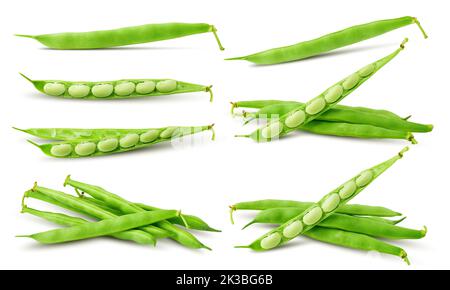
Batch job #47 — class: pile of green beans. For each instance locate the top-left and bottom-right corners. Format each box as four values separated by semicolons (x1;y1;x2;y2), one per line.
231;100;432;142
232;147;427;264
233;39;431;143
16;22;224;50
15;125;215;158
226;16;426;65
19;178;219;248
20;74;214;102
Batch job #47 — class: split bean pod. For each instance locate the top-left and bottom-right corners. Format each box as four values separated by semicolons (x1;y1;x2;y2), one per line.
20;74;213;102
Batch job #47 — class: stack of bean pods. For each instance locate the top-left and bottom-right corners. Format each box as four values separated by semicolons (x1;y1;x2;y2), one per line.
19;176;219;248
231;148;426;264
231;100;432;142
15;125;215;158
231;199;426;264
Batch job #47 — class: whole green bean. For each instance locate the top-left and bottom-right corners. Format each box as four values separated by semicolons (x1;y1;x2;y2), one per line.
64;176;211;250
240;101;432;133
230;199;401;223
16;22;224;50
242;208;426;240
226;16;426;65
303;227;409;264
18;210;178;244
21;206;156;246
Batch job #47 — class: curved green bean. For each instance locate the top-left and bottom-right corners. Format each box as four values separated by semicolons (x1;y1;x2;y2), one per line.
64;176;211;250
239;101;432;133
21;206;156;246
238;147;408;251
20;74;213;102
226;16;425;65
237;39;407;142
18;125;215;158
242;208;426;240
16;22;224;50
18;210;178;244
230;199;401;223
304;227;409;264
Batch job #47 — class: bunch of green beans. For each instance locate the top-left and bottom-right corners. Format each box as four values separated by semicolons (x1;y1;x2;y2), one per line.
231;100;432;142
18;178;219;248
15;125;215;158
231;147;427;264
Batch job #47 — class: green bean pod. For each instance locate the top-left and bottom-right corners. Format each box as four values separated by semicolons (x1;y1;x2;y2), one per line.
230;199;401;221
303;227;410;264
135;203;220;232
237;39;408;142
20;74;213;102
21;206;157;246
64;177;211;250
241;101;432;133
16;22;224;50
242;208;426;240
237;147;408;251
25;186;171;239
18;210;178;244
226;16;426;65
21;125;214;158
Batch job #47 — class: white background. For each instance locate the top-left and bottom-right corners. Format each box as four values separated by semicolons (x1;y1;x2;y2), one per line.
1;0;448;270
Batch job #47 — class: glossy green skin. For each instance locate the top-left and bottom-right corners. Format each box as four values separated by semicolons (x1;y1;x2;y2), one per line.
232;199;401;217
246;42;406;142
227;16;425;65
20;74;212;101
244;208;426;240
20;210;178;244
16;23;223;50
242;147;408;251
26;187;170;239
135;203;220;232
240;101;432;133
22;125;213;158
304;227;408;263
22;206;156;246
65;177;211;250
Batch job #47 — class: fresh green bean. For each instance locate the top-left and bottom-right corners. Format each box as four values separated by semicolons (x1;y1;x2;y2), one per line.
17;210;178;244
18;125;215;158
236;101;432;133
237;147;408;251
25;186;171;239
20;74;213;102
242;208;426;240
236;40;408;142
226;16;426;65
16;22;224;50
230;199;401;223
64;176;211;250
21;206;156;246
303;227;410;264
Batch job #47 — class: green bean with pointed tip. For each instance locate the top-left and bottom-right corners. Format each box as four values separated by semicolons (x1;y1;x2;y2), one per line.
16;22;224;50
21;206;156;246
17;210;178;244
226;16;425;65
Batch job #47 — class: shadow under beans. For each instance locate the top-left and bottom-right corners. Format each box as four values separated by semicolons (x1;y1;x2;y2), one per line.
247;41;398;68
